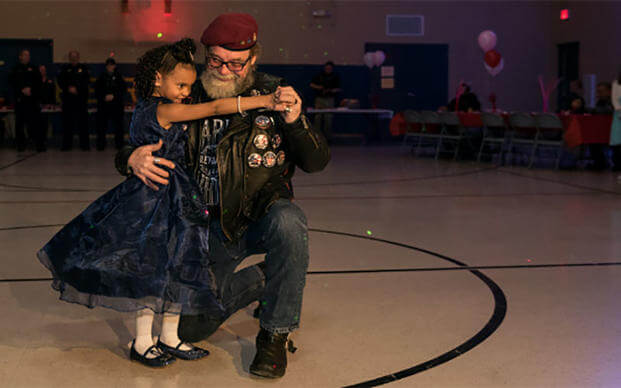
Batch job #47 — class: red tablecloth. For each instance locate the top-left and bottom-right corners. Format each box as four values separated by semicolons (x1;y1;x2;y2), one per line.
457;112;484;127
563;114;612;148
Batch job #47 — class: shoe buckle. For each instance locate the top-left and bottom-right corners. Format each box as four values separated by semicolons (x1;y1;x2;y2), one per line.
287;339;297;354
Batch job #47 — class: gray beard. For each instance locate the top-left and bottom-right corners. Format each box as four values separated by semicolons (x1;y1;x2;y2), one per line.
200;67;256;99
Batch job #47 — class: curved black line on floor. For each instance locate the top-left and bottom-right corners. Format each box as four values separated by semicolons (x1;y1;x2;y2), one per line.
295;166;498;187
0;224;64;232
0;167;496;193
0;190;603;205
0;166;495;193
294;191;601;201
0;182;107;192
307;228;507;387
497;169;621;196
2;259;620;284
0;152;39;171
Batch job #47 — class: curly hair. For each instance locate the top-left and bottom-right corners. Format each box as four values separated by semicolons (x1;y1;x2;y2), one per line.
134;38;197;100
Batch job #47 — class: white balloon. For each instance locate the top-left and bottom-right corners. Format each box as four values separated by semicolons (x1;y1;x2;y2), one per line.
363;52;375;68
478;30;497;52
484;58;504;77
374;50;386;67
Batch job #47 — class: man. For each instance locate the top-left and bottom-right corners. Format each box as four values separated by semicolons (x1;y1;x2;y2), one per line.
115;13;330;378
448;83;481;112
588;82;614;170
8;49;43;152
58;50;90;151
310;61;341;141
95;57;127;150
559;79;585;113
592;82;613;114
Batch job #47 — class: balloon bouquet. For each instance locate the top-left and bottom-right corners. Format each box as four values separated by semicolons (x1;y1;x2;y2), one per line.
363;51;386;69
478;30;503;77
478;30;503;112
363;50;386;108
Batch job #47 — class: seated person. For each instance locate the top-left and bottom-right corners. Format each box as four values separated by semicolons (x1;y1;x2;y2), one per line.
447;84;481;112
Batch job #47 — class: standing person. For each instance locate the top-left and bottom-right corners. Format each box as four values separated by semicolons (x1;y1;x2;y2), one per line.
39;64;56;150
560;79;585;113
38;38;290;368
115;13;330;379
95;57;128;150
587;82;613;171
58;50;90;151
39;65;56;106
8;49;43;152
610;72;621;172
310;61;341;141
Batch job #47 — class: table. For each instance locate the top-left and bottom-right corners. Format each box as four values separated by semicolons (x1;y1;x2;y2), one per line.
563;114;612;148
305;108;394;144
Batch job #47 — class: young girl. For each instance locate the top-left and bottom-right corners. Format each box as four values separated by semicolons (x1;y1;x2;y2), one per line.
37;38;289;368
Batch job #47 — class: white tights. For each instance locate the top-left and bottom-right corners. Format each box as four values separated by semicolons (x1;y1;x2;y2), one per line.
133;309;192;358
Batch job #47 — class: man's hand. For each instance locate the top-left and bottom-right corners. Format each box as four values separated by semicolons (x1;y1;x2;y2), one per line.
276;86;302;124
127;139;176;191
105;94;114;102
21;87;32;96
68;86;78;95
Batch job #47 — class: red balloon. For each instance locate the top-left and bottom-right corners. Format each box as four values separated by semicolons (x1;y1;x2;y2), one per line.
484;50;502;68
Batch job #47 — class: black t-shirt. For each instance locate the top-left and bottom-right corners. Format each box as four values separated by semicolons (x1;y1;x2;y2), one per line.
311;72;340;98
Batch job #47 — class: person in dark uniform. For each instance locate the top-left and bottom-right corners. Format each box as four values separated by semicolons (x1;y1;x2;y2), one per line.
310;61;341;141
38;64;56;150
58;50;90;151
8;49;43;152
39;65;56;106
115;13;330;379
95;57;127;150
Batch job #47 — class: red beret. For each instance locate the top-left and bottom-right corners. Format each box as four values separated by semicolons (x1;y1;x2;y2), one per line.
201;13;258;51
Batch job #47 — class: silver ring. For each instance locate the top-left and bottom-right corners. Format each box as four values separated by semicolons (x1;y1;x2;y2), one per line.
285;107;292;113
154;158;161;163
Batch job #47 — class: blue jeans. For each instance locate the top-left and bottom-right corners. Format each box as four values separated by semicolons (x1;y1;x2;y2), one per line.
179;199;309;339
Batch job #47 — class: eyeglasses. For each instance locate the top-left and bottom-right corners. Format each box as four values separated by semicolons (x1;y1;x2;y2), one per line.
206;55;250;72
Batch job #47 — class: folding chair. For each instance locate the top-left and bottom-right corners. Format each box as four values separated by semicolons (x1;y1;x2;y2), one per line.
477;112;509;164
507;113;538;167
533;113;565;169
402;110;422;150
437;112;465;160
414;111;443;158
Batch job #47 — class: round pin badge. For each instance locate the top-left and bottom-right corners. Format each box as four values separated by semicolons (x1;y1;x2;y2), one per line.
277;150;286;166
248;153;262;168
272;134;282;149
254;115;272;130
263;151;277;168
253;134;269;150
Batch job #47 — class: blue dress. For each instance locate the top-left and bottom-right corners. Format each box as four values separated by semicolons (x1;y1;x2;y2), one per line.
37;97;221;314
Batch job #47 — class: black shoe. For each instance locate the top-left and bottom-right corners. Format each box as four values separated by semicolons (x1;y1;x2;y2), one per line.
249;328;297;378
129;340;176;368
156;338;210;360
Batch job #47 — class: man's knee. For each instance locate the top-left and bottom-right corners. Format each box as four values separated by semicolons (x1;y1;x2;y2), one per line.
265;200;308;238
